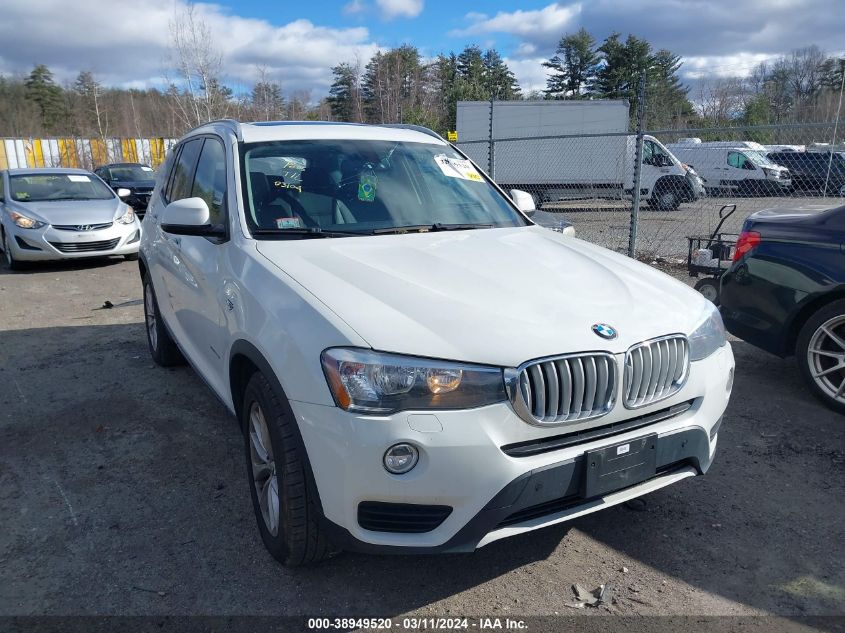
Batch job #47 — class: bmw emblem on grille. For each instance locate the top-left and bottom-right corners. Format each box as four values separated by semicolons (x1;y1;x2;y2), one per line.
592;323;617;340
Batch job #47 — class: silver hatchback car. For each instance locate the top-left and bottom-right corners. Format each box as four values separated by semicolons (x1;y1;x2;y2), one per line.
0;168;142;270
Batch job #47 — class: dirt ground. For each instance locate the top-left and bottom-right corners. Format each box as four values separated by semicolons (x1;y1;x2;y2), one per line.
0;257;843;627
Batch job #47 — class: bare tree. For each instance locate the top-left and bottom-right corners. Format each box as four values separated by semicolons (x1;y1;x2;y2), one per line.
167;3;228;127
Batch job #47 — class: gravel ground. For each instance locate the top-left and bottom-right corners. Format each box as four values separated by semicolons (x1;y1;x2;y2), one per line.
0;257;843;627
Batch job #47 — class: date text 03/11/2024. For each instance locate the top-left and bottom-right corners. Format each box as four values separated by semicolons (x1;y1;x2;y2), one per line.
306;617;528;630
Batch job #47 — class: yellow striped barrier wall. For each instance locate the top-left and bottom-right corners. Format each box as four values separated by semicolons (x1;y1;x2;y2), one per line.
0;137;176;171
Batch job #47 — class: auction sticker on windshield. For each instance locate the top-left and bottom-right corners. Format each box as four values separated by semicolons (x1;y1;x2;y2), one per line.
434;155;483;182
67;175;91;182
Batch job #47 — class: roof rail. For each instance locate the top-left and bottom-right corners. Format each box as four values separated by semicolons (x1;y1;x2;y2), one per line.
382;124;448;143
185;118;242;141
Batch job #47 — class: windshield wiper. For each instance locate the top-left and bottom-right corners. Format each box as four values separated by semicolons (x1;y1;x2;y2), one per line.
371;223;492;235
251;227;364;238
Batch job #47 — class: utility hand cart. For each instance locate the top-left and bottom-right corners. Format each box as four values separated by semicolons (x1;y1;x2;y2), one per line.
686;204;738;305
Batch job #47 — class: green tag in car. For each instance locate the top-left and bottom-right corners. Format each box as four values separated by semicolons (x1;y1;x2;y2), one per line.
358;170;377;202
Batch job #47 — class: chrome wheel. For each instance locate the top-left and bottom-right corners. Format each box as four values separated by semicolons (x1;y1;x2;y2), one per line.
807;315;845;404
144;283;158;352
249;402;279;536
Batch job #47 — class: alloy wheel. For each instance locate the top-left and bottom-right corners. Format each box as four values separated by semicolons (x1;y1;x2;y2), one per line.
144;283;158;352
807;315;845;404
249;402;279;536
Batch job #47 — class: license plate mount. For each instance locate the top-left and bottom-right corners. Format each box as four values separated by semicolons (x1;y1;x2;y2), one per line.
582;433;658;499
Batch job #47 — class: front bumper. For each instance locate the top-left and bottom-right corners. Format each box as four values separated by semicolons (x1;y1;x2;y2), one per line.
5;220;141;261
293;344;734;553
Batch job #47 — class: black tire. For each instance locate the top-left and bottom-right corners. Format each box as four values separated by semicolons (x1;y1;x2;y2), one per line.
2;228;25;271
241;371;333;566
142;272;184;366
651;182;681;211
795;299;845;415
124;253;139;261
694;277;720;305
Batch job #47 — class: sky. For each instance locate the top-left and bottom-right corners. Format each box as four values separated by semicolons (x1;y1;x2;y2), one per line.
0;0;843;100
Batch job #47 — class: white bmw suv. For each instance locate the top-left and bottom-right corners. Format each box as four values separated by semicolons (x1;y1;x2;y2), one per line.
139;120;734;566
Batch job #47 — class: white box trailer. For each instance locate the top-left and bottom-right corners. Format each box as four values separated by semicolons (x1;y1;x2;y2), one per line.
456;100;702;210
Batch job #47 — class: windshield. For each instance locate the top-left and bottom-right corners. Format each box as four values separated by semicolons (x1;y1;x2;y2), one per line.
240;139;526;235
9;173;116;202
744;150;776;167
108;165;154;181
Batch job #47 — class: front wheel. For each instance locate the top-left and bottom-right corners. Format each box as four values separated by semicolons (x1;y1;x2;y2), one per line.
795;299;845;414
651;183;681;211
2;229;25;271
694;277;720;305
241;372;333;566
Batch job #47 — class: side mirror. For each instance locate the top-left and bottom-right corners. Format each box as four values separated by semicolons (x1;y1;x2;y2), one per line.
510;189;536;215
161;197;222;237
116;188;131;198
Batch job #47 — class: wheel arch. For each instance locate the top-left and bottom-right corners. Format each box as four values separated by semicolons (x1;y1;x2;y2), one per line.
785;288;845;356
652;175;690;207
138;253;148;281
228;338;328;519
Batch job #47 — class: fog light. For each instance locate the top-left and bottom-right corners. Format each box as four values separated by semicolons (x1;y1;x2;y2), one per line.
726;367;734;393
383;443;419;474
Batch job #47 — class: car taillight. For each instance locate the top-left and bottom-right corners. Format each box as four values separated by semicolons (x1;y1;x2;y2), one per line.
733;230;761;262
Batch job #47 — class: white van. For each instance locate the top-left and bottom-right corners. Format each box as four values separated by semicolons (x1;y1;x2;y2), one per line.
666;143;791;195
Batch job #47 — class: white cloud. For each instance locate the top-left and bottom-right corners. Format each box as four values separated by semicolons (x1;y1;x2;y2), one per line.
375;0;424;20
681;53;781;80
343;0;366;14
0;0;381;98
513;43;538;58
451;2;581;40
505;57;551;94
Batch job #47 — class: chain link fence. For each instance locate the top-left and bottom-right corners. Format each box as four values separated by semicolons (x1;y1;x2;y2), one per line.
460;122;845;264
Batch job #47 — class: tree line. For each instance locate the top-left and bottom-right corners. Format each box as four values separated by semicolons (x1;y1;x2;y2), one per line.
0;10;842;142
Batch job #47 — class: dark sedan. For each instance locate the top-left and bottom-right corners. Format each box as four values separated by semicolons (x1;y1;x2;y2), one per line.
93;163;156;216
720;204;845;413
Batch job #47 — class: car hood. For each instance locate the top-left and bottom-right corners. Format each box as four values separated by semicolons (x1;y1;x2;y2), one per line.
112;179;155;189
8;198;123;225
255;226;709;367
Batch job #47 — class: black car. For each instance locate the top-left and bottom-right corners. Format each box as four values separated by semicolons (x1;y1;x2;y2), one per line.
767;151;845;196
720;204;845;412
93;163;156;216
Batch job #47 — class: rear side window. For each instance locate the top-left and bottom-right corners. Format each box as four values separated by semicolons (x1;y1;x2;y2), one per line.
191;138;227;225
166;139;203;202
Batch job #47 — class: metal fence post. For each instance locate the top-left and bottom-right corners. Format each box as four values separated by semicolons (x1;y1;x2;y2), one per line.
488;95;495;179
628;74;646;258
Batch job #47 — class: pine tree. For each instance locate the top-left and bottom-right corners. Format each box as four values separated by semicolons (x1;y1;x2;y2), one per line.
73;71;109;141
25;64;64;133
543;28;598;99
482;49;521;99
328;62;363;122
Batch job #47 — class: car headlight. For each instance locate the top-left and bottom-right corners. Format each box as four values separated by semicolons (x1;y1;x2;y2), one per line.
115;206;135;224
689;301;727;361
321;348;506;414
9;211;46;229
